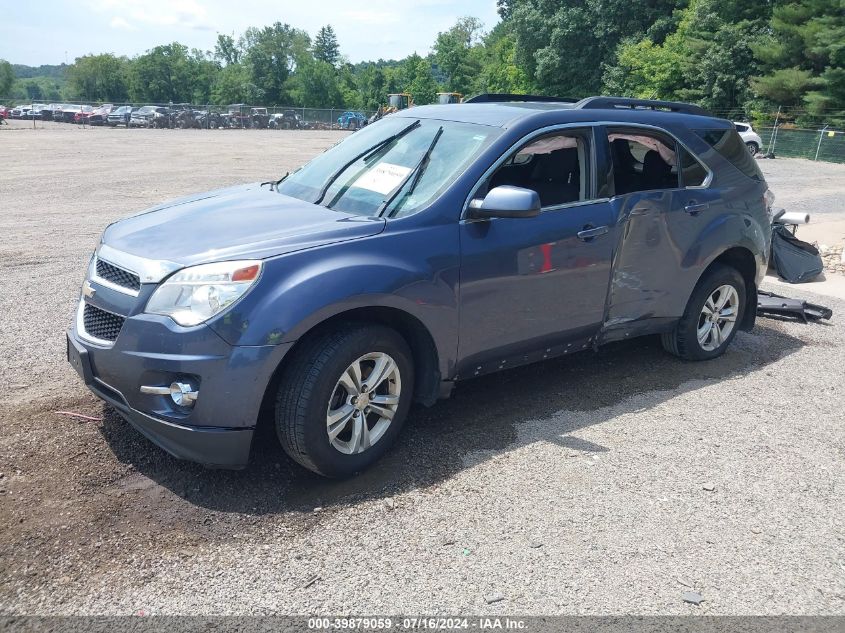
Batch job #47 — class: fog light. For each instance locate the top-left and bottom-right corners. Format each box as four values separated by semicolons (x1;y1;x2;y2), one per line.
140;382;199;407
169;382;198;407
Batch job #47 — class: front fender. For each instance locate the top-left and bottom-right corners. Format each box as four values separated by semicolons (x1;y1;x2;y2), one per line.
208;227;460;378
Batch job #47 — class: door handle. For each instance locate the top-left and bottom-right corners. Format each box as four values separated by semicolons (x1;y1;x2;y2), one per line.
684;202;709;215
577;225;609;241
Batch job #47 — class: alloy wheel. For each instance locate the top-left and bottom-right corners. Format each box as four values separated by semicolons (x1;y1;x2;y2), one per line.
326;352;401;454
697;284;739;351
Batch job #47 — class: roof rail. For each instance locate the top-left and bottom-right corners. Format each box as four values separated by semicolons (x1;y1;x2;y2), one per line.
576;96;710;116
464;93;577;104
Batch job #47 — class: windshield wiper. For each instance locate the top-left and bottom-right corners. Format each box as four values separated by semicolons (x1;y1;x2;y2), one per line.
313;119;421;205
377;125;443;216
261;171;289;192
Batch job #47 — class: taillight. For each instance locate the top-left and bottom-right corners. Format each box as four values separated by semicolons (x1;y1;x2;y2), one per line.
764;189;775;223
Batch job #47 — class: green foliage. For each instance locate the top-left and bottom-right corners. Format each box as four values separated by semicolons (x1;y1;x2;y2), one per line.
406;58;440;105
750;0;845;122
5;1;841;125
0;60;14;98
128;43;217;104
290;58;343;107
313;26;340;66
241;23;311;104
751;67;818;105
67;54;129;102
214;34;241;66
605;0;772;113
433;17;483;96
510;0;679;97
476;25;531;94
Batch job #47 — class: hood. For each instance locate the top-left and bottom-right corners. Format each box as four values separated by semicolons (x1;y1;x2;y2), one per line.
101;183;385;266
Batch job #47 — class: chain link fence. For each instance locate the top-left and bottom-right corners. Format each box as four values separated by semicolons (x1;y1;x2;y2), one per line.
0;99;377;131
4;98;845;164
758;126;845;164
712;105;845;164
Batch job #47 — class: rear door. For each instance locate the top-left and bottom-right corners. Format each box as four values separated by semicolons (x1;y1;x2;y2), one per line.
602;125;716;335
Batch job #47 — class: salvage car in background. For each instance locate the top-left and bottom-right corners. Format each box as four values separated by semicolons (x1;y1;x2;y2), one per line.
735;122;763;155
269;110;304;130
73;105;96;124
129;106;170;128
338;111;367;130
56;105;83;123
10;105;31;118
86;104;114;125
40;104;61;121
107;106;135;127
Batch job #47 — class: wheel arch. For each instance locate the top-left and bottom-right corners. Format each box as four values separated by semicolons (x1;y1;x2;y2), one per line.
259;305;442;418
697;246;758;331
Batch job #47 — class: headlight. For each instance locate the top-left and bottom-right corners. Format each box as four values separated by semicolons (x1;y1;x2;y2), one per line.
145;260;262;326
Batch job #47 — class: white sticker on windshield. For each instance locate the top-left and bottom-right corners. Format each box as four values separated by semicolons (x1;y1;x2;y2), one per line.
353;162;412;195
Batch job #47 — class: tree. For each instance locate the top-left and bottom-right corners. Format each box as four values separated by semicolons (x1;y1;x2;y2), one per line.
289;58;343;107
510;0;680;97
214;34;241;65
751;0;845;119
241;23;311;104
477;23;531;94
212;62;261;104
313;25;340;66
604;0;771;113
354;63;388;110
129;43;217;103
433;17;483;96
0;60;14;98
407;59;440;105
67;54;130;102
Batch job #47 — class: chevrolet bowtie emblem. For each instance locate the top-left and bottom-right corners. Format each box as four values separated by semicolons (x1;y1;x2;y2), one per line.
82;281;96;298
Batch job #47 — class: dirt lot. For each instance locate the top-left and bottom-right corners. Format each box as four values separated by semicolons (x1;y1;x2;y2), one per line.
1;120;844;615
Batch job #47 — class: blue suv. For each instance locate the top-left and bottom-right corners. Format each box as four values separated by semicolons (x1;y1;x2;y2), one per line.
67;96;772;477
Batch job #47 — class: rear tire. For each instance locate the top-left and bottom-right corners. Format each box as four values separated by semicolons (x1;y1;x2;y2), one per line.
661;264;746;361
275;324;414;477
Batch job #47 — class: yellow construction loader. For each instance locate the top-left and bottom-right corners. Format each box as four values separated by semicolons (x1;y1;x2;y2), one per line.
436;92;463;104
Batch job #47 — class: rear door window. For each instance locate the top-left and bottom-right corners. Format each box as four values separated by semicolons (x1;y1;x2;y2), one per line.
606;128;680;195
694;128;764;182
678;146;709;187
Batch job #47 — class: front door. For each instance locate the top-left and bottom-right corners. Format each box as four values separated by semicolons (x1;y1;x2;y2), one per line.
457;126;615;377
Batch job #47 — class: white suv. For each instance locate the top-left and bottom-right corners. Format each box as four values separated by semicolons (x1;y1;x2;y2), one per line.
734;122;763;155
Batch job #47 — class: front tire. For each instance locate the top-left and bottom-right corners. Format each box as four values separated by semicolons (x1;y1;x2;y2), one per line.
276;324;414;477
746;141;759;156
661;264;745;361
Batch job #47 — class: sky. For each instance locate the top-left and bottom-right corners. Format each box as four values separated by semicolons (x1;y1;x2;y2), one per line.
3;0;501;67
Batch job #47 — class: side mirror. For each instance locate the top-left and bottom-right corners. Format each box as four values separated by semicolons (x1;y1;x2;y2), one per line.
469;185;541;219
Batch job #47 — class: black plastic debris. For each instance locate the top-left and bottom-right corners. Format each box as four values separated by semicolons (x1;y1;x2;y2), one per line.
771;223;824;283
757;290;833;323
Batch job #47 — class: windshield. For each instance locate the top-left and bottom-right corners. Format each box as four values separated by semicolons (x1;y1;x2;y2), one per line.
276;117;501;218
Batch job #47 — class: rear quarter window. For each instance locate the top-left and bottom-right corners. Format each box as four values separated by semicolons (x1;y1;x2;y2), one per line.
694;128;764;182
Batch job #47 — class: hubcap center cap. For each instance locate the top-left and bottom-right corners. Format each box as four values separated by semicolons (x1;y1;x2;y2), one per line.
352;392;370;410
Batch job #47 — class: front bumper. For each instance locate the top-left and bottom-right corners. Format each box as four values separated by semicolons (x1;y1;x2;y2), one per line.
67;307;292;468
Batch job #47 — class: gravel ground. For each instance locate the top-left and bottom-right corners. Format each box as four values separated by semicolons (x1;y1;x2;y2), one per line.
1;120;844;615
757;156;845;220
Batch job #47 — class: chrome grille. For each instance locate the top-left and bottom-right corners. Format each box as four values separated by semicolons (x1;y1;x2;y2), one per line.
83;304;125;342
95;258;141;293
